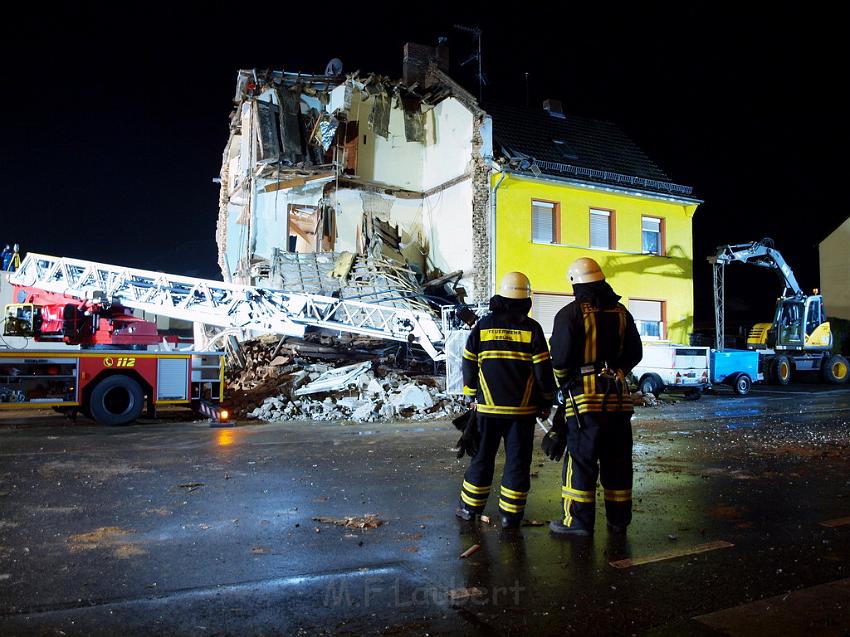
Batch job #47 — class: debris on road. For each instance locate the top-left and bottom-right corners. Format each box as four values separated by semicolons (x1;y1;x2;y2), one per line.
177;483;204;492
448;586;485;601
521;519;545;527
460;543;481;559
312;514;385;529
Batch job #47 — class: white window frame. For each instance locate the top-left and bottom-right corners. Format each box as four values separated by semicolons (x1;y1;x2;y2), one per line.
641;216;662;255
532;200;557;244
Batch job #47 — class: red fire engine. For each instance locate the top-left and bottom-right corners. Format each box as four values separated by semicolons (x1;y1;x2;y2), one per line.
1;286;229;426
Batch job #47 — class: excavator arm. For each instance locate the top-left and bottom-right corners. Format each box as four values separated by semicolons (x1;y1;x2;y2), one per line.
711;238;803;299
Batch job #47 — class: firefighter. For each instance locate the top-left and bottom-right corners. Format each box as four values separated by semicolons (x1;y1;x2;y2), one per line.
457;272;556;530
543;257;642;536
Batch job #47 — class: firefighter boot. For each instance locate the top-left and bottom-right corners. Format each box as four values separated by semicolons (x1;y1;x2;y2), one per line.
549;519;591;536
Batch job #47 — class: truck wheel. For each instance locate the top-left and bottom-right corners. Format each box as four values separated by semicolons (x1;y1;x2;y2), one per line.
771;355;792;385
639;373;664;396
821;354;850;384
732;373;752;395
88;375;145;426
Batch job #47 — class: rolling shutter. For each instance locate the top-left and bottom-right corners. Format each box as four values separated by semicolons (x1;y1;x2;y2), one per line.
532;293;574;336
532;201;555;243
590;209;610;249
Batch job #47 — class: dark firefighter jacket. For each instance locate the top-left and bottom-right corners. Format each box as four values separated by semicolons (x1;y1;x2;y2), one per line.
461;295;556;418
550;280;643;416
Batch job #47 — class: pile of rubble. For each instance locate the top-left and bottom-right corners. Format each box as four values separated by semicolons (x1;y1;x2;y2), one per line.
244;362;465;423
226;336;465;423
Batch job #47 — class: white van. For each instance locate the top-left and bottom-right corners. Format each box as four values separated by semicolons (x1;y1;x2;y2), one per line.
631;344;710;397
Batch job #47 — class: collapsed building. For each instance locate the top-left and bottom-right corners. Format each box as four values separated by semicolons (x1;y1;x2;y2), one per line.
216;43;489;310
216;42;700;349
214;42;700;418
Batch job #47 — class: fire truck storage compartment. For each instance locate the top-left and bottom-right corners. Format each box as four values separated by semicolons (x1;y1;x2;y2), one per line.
157;357;188;401
0;355;78;405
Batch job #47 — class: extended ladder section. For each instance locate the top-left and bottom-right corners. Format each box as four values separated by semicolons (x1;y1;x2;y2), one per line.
10;253;446;360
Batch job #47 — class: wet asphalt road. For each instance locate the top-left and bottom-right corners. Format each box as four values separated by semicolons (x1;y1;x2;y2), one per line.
1;384;850;636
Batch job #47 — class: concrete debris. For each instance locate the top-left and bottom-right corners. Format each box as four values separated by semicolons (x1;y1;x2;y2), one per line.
634;391;659;407
294;361;373;396
234;343;466;423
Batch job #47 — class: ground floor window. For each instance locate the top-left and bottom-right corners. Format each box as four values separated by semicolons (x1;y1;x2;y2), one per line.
532;292;575;337
630;298;665;340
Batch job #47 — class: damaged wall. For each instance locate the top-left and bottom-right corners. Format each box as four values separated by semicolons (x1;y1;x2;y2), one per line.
217;62;490;300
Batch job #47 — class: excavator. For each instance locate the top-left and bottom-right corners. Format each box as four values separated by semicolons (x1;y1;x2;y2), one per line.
709;238;849;385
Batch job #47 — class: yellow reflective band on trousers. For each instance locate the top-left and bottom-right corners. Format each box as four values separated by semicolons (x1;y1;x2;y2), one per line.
463;348;478;361
463;480;491;495
554;368;571;383
563;454;575;526
499;499;524;514
500;485;528;499
604;488;631;502
461;492;488;508
562;486;595;503
480;328;532;343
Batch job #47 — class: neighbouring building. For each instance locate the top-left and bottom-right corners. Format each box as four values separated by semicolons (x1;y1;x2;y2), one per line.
216;43;701;344
486;102;702;342
820;217;850;321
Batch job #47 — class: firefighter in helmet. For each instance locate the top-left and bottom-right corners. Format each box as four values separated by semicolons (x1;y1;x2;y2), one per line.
457;272;556;529
541;257;642;535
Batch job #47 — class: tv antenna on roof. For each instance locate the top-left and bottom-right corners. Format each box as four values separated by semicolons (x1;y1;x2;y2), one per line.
325;58;343;77
454;24;486;102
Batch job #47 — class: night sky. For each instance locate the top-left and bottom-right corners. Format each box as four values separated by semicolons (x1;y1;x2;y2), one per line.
2;3;846;331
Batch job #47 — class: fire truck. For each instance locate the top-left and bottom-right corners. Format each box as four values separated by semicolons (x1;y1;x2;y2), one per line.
1;252;449;425
1;288;228;426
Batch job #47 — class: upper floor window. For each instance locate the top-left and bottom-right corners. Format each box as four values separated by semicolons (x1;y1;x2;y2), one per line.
532;200;559;244
642;216;664;255
589;209;614;250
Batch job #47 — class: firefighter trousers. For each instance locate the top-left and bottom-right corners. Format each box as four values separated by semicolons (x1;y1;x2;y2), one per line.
561;411;633;531
459;416;535;521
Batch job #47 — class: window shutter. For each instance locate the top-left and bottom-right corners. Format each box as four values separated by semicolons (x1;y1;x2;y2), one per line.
532;293;575;336
532;201;555;243
629;299;662;322
590;210;610;249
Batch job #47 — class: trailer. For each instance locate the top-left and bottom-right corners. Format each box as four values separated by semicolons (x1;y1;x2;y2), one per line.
710;348;761;395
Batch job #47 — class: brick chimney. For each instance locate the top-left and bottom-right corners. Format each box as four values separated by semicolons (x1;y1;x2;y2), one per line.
543;98;565;118
403;42;449;85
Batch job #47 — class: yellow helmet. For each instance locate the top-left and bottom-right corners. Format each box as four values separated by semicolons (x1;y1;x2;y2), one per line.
567;257;605;284
499;271;532;299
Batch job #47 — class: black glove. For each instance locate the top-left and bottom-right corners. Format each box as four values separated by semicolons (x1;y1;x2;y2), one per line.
540;405;567;462
452;408;473;432
455;409;480;459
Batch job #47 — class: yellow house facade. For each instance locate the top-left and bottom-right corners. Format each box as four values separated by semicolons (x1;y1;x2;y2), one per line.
487;102;702;344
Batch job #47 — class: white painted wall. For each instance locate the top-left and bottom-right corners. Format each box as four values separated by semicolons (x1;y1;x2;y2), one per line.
422;98;474;190
820;217;850;320
421;179;475;296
